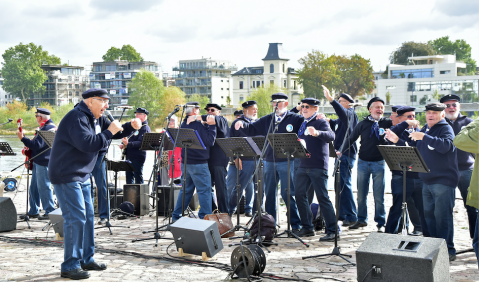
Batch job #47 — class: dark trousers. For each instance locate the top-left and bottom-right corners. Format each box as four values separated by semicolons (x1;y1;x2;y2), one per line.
126;160;144;184
209;165;228;213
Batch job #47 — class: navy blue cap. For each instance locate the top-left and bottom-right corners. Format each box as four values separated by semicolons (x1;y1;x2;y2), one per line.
367;97;385;109
439;94;461;103
134;107;149;115
425;102;446;112
271;92;288;102
205;103;222;110
82;88;109;99
391;105;403;112
119;201;135;214
339;93;354;103
234;110;243;116
396;106;416;116
36;108;51;115
242;100;257;109
301;97;320;106
186;102;200;108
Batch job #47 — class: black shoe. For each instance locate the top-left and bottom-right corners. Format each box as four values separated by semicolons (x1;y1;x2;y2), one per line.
245;212;253;217
38;214;49;220
291;229;301;235
342;220;357;227
377;225;385;233
81;261;107;271
98;218;108;225
449;254;456;261
349;222;367;229
409;230;423;236
320;233;339;242
61;268;90;280
19;213;39;219
295;229;315;237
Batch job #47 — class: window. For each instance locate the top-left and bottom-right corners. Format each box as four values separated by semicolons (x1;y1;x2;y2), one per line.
270;80;274;86
227;80;229;82
240;96;244;102
386;86;396;89
256;81;261;88
282;64;285;73
270;64;274;73
284;80;287;88
221;80;223;82
221;88;223;90
239;81;243;89
440;70;451;74
221;96;224;99
294;80;297;90
410;95;417;102
227;88;229;90
390;68;434;79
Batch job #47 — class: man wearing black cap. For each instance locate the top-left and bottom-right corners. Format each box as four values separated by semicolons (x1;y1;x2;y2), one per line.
227;100;258;216
234;92;303;231
321;86;359;227
294;98;337;240
441;94;477;239
17;108;56;221
387;102;459;261
390;105;401;126
234;110;243;119
48;89;141;279
120;107;151;185
171;102;217;221
344;97;393;232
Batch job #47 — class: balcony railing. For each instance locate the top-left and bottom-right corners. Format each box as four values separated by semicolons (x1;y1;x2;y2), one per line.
173;65;238;71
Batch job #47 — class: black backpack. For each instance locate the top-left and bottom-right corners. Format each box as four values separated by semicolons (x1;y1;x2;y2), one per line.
249;214;276;241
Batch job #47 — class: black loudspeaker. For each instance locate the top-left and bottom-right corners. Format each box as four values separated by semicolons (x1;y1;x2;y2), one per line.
49;208;64;237
157;186;180;216
170;217;223;258
123;184;149;216
0;197;17;232
356;232;449;282
110;195;123;209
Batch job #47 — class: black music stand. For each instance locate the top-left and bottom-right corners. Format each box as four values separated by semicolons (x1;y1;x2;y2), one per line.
0;142;15;185
267;133;310;247
378;145;430;235
216;137;261;236
106;160;136;217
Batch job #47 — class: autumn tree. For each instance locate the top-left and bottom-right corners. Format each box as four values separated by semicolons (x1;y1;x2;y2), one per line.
389;41;435;65
297;50;337;99
102;44;144;62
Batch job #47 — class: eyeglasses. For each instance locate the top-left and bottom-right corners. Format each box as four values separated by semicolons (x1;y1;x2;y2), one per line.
206;108;216;112
406;115;415;119
92;98;108;104
446;103;458;108
35;115;41;118
301;105;311;109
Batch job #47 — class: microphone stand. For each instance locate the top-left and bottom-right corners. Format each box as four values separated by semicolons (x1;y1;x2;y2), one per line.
0;119;13;126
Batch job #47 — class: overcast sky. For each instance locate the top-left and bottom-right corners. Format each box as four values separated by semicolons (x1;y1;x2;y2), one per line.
1;0;478;74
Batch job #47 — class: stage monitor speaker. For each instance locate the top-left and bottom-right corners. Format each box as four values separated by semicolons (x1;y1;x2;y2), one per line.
123;184;149;216
189;192;199;211
356;232;449;282
0;197;17;232
157;186;180;216
49;208;64;237
170;217;223;258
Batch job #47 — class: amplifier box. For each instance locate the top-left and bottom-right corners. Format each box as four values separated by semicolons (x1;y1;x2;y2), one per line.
49;208;63;237
123;184;149;216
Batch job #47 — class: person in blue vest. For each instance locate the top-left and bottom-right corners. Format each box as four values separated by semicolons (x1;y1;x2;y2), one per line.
344;97;393;232
321;86;359;227
293;98;337;240
440;94;477;239
386;102;459;261
120;107;151;185
171;102;217;221
17;108;56;221
48;89;141;280
227;100;258;217
234;92;303;231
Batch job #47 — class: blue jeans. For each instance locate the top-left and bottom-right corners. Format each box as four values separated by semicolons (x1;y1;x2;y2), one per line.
458;169;478;239
335;155;357;222
295;168;336;233
126;160;144;184
227;160;255;214
28;163;55;215
53;180;96;272
473;215;479;267
172;163;212;220
386;175;427;235
422;183;456;255
209;165;228;213
263;161;302;230
356;159;386;226
92;156;109;219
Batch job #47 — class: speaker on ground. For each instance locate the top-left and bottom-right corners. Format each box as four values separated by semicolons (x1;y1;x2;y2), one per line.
0;197;17;232
49;208;64;237
123;184;149;216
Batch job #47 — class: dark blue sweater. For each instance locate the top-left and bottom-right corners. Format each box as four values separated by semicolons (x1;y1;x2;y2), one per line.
389;121;420;179
298;118;335;169
180;118;216;164
48;101;134;184
124;120;151;163
201;115;229;167
446;114;475;171
230;115;256;160
21;119;57;167
329;100;358;158
237;111;304;162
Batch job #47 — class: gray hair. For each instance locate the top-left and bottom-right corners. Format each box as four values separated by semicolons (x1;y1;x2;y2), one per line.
185;107;195;115
38;113;50;120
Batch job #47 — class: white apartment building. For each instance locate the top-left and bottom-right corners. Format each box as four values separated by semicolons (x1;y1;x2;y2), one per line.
232;43;303;108
0;72;14;106
173;58;237;106
376;55;479;107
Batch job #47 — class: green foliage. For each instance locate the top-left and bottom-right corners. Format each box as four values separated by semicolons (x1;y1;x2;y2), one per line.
419;95;428;105
389;41;434;65
187;94;210;115
428;36;477;75
385;91;391;105
297;50;336;99
2;42;61;102
246;85;285;117
102;44;144;62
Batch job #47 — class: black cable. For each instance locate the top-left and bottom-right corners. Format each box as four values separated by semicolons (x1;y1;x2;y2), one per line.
359;265;375;282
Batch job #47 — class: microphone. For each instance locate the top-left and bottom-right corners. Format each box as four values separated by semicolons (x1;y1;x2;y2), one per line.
167;107;181;120
176;104;196;108
117;105;133;109
8;118;13;122
104;110;115;122
349;103;363;107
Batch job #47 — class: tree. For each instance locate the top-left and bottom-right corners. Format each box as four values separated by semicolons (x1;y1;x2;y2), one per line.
297;50;337;99
187;94;210;115
428;36;477;75
102;44;144;62
330;54;375;99
246;84;285;117
389;41;435;65
2;42;61;102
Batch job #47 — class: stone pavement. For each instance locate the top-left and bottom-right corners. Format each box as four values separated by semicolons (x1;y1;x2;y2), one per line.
0;182;478;281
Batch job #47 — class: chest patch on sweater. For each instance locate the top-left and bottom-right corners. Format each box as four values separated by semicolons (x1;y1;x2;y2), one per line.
427;145;435;150
286;124;293;132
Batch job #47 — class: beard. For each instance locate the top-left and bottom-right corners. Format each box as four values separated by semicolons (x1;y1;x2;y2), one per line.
245;113;257;121
370;112;382;120
275;107;287;115
445;111;459;120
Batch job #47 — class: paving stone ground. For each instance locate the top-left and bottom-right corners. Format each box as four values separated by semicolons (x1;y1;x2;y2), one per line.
0;174;478;281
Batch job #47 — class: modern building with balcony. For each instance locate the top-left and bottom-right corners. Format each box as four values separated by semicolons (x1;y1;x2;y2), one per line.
173;58;237;105
28;65;88;107
376;55;479;107
0;71;14;106
90;60;161;109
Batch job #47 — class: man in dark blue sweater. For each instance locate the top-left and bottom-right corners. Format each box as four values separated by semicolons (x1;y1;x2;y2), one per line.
344;97;393;232
18;108;56;221
48;89;141;280
233;93;303;231
171;102;217;221
322;86;359;227
441;94;477;239
293;98;337;240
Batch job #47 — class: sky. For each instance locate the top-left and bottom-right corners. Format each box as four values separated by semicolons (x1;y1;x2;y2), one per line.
0;0;478;74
